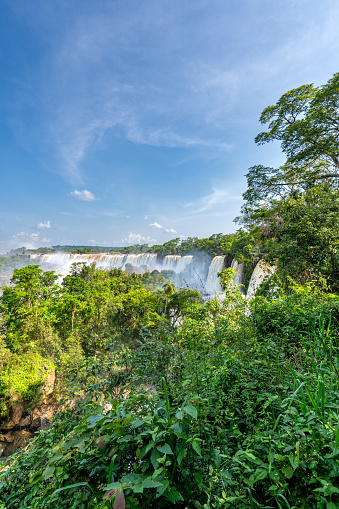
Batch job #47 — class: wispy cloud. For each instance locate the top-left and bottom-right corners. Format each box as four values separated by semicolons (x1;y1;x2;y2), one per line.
185;187;242;214
12;231;50;248
70;190;98;201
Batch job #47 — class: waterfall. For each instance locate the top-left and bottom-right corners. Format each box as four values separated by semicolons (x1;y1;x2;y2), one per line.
230;259;245;293
28;252;227;297
205;256;225;295
29;252;276;300
246;260;275;300
163;255;193;272
124;254;157;270
28;252;194;278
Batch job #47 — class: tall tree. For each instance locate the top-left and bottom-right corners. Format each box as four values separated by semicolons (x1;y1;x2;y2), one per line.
237;72;339;286
240;73;339;212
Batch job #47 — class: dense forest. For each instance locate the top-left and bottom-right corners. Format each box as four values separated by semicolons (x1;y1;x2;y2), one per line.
0;73;339;508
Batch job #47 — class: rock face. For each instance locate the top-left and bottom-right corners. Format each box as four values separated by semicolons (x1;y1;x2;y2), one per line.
0;366;56;458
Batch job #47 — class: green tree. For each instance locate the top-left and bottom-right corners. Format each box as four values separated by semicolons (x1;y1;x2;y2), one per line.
0;266;59;352
237;72;339;286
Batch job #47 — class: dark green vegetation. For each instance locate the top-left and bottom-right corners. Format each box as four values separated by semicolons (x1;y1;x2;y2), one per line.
0;73;339;508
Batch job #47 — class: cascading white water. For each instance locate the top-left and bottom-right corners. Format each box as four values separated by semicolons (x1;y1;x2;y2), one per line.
28;252;276;300
231;259;245;293
162;255;193;271
205;256;225;295
246;260;275;300
124;254;158;270
28;252;225;296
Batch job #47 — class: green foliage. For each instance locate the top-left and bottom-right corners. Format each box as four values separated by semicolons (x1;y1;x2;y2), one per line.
0;352;54;420
237;72;339;288
1;276;339;508
0;352;54;400
252;280;339;345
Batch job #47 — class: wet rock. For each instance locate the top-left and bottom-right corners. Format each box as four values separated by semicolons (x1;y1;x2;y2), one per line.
18;415;31;427
1;430;32;457
1;401;24;430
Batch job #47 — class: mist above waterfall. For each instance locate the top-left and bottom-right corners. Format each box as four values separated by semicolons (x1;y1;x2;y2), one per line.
29;250;223;296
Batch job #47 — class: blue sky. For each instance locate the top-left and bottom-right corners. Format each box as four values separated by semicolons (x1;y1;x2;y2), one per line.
1;0;339;252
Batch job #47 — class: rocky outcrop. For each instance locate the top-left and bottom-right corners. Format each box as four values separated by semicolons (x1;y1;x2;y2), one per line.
0;365;56;458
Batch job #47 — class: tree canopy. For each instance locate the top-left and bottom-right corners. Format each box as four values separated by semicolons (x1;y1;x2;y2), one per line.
236;72;339;288
241;73;339;210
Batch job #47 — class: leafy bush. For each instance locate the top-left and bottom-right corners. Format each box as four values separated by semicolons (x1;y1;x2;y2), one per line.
0;352;54;420
252;281;339;345
0;382;209;508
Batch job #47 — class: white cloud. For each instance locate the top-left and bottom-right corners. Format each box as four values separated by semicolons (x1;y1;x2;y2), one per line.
122;232;156;244
144;215;149;220
70;189;97;201
149;221;163;229
37;220;51;229
88;239;97;244
12;231;51;248
185;187;242;214
149;222;177;234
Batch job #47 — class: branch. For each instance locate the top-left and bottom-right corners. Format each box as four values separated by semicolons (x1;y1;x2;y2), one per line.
271;173;339;186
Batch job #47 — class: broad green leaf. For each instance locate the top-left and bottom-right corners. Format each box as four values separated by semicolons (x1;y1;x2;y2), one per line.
132;478;143;494
131;418;144;428
29;471;42;484
191;440;202;456
49;453;63;462
156;479;170;498
152;467;164;479
288;453;298;470
62;438;82;451
106;482;122;490
139;440;155;459
151;448;161;469
142;477;163;489
86;414;105;428
248;468;268;484
113;426;125;437
282;465;293;479
274;454;285;461
177;447;186;465
183;404;198;419
175;410;183;420
122;416;134;425
52;482;95;497
269;469;280;482
43;466;55;480
157;443;173;455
